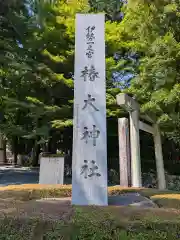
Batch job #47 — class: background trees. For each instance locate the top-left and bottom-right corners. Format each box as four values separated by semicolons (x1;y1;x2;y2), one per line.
0;0;179;174
119;0;180;144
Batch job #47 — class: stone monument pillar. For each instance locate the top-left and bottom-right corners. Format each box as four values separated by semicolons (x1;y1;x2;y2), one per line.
118;118;131;187
72;14;108;205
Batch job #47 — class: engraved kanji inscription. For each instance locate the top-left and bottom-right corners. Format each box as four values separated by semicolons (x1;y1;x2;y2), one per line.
89;65;99;81
82;94;99;111
90;125;100;146
81;66;88;81
86;44;94;58
86;26;95;41
81;125;100;146
86;26;95;58
81;127;89;144
80;160;88;179
80;160;101;179
81;65;99;82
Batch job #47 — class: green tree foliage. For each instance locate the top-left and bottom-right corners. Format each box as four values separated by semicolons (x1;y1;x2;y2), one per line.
0;0;36;162
0;0;124;163
89;0;124;21
2;0;179;167
118;0;180;144
30;0;123;155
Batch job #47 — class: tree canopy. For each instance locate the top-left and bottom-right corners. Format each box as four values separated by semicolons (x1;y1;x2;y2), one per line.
120;0;180;144
0;0;180;167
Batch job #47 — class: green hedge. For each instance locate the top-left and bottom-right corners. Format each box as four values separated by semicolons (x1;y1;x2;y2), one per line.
0;186;180;239
0;207;180;240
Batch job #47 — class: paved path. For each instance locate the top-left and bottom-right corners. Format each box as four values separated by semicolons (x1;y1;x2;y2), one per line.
0;166;39;186
0;166;72;186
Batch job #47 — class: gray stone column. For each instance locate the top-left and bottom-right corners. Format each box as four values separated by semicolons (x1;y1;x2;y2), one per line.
118;118;131;187
72;14;107;206
153;124;166;189
129;110;142;187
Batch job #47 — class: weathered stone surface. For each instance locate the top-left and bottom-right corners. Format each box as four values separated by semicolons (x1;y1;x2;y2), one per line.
130;200;157;208
118;118;131;187
37;193;158;208
72;14;108;206
39;157;64;184
108;193;158;208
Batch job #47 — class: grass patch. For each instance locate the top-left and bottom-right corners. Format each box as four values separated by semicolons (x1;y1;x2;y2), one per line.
151;194;180;209
0;184;179;209
0;185;72;201
72;206;180;239
0;184;176;198
0;185;180;209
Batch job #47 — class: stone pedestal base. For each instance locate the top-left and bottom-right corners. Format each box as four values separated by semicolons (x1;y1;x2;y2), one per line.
39;156;64;184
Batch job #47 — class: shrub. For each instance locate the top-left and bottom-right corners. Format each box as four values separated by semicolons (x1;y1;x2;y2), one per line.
0;185;180;238
0;207;180;239
142;169;180;191
108;169;119;185
0;184;72;201
151;194;180;209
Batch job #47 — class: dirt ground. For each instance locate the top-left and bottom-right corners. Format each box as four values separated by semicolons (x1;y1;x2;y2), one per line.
0;197;180;223
0;198;72;221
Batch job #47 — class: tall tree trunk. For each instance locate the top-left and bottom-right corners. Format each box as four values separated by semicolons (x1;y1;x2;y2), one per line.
14;151;18;165
3;139;7;164
12;136;18;165
0;134;6;164
48;137;56;154
32;139;40;166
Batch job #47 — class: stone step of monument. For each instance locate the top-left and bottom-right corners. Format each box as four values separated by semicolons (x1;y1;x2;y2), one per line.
108;194;158;207
37;193;158;208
